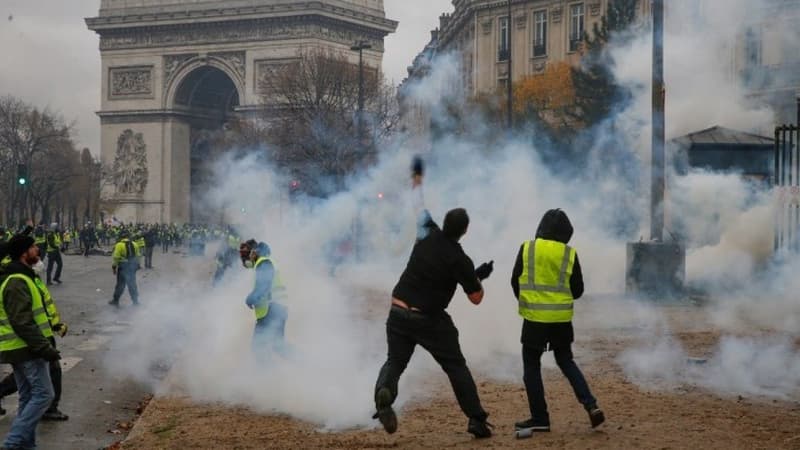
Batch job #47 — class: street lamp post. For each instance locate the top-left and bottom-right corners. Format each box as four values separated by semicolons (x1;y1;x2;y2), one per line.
350;40;373;156
507;0;513;130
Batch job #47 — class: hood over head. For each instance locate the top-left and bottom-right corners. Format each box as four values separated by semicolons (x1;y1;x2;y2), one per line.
535;209;574;244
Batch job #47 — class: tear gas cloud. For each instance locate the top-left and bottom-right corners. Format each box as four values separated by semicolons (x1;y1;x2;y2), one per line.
104;0;799;429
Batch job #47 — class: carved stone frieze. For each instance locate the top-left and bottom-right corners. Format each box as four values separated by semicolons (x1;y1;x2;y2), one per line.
210;51;246;81
481;19;492;35
99;18;384;52
109;67;153;98
515;13;527;29
112;129;149;195
163;53;197;84
551;6;563;24
254;58;300;96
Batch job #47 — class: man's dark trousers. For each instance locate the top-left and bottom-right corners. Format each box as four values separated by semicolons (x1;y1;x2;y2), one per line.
46;251;62;284
112;264;139;304
522;343;596;425
375;306;487;420
144;246;154;269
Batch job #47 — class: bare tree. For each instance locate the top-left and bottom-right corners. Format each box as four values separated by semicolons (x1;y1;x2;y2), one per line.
259;49;400;195
0;96;100;227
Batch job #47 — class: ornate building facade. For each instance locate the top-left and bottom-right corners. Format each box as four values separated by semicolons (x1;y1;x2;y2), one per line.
87;0;396;224
736;0;800;127
434;0;651;97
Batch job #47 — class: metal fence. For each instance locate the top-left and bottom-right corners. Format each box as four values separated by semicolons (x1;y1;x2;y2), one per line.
774;124;800;252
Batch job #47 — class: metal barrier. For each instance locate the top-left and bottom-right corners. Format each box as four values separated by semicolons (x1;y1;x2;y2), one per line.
774;125;800;252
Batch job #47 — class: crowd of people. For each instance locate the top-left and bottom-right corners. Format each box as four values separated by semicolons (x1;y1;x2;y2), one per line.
0;169;608;447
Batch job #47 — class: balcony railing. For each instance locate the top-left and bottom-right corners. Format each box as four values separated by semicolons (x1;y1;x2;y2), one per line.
569;38;581;52
498;48;509;62
533;45;546;57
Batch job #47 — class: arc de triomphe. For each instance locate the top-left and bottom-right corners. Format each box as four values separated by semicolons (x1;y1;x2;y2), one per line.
86;0;396;224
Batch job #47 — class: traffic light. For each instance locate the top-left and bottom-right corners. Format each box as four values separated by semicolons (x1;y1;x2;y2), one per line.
16;164;27;185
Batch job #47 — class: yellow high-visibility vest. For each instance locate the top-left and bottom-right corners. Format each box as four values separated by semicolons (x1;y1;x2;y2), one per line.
253;256;287;320
0;274;53;351
518;238;576;323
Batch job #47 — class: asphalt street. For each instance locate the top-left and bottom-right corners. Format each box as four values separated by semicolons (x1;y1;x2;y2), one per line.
0;247;177;450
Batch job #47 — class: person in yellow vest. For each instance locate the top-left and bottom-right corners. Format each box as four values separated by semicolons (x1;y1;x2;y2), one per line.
0;259;70;420
0;235;60;449
62;229;71;252
109;230;140;307
46;223;63;286
511;209;604;434
244;242;289;356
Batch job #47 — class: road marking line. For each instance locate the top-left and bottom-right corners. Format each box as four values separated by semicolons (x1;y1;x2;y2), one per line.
60;357;83;373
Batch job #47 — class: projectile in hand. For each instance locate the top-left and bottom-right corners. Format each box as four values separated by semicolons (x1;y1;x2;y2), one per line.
411;155;424;178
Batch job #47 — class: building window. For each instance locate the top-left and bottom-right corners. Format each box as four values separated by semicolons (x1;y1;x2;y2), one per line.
498;78;508;91
499;16;510;61
744;27;762;67
533;10;547;57
569;3;585;52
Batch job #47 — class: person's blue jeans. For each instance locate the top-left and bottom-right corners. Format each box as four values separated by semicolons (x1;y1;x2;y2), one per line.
522;344;596;426
252;303;289;359
3;358;54;449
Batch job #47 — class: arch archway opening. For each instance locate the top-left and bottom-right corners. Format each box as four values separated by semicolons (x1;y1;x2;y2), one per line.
174;66;241;224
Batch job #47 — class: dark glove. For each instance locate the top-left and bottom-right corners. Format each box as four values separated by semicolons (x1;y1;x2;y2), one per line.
52;323;68;338
112;266;117;275
245;296;257;310
475;260;494;281
40;346;61;362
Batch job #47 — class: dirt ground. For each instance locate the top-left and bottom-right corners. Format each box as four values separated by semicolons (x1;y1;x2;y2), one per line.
120;305;800;450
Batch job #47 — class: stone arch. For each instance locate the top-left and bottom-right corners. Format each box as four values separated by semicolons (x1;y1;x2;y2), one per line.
164;56;245;112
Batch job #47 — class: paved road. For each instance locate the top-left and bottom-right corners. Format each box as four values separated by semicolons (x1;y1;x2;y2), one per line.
0;248;182;450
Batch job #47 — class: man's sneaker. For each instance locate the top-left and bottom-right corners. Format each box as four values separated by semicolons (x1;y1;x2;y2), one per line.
374;387;397;434
108;300;119;307
587;405;605;428
467;418;493;438
41;408;69;421
514;418;550;432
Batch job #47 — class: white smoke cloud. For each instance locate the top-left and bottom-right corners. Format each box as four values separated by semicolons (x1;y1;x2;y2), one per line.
102;0;800;430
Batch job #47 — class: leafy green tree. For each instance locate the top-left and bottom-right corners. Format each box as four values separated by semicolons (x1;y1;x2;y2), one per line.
570;0;640;129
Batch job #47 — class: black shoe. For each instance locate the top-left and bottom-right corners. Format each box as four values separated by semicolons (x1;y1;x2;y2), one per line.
41;408;69;421
467;418;493;438
374;387;397;434
108;300;119;307
54;279;62;284
587;405;605;428
46;281;53;286
0;399;5;415
514;418;550;432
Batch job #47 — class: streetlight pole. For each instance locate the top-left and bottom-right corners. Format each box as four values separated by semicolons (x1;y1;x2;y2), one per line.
507;0;513;130
350;40;373;157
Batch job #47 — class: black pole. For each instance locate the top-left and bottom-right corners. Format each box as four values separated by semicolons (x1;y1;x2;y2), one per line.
650;0;665;242
358;47;364;147
507;0;513;130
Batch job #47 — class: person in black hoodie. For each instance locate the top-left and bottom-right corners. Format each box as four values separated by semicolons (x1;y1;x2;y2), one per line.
511;209;604;433
373;208;495;439
0;235;60;449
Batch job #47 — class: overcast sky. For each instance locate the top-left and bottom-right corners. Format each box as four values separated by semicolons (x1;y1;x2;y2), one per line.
0;0;453;154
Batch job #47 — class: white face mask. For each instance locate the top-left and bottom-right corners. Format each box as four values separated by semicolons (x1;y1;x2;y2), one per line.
33;260;45;275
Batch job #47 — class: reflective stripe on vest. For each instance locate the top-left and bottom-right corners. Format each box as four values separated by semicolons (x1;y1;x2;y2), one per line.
518;239;576;323
0;274;53;349
253;256;287;320
33;277;60;327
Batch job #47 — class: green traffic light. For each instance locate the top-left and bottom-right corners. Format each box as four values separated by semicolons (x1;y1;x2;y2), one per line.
18;178;26;185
